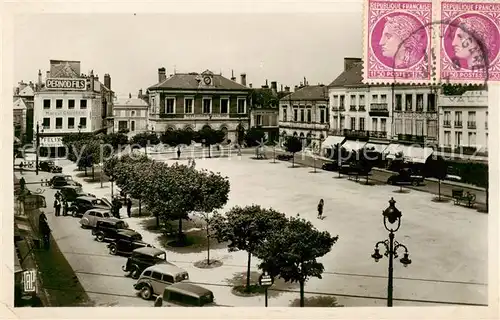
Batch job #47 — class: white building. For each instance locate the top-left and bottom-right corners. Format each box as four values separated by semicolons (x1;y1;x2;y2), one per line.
438;90;488;153
33;60;114;156
114;92;149;134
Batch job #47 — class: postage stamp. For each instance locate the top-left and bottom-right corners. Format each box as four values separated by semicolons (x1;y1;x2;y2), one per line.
363;0;434;84
439;0;500;84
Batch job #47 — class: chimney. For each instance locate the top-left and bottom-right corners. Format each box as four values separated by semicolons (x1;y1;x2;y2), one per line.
231;70;236;82
38;69;42;86
138;89;143;98
294;85;298;91
285;86;290;93
90;70;95;91
240;73;247;86
158;67;166;83
344;57;362;71
46;71;50;80
271;81;277;93
280;84;283;92
29;81;34;89
104;73;111;90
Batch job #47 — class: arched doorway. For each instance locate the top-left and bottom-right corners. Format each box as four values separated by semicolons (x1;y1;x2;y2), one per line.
293;132;298;137
306;132;312;148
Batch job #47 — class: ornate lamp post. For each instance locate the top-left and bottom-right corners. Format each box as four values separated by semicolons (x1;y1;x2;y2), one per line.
371;198;412;307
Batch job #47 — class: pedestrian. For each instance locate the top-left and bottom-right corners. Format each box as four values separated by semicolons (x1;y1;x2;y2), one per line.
126;197;132;218
63;200;68;216
19;177;26;192
54;198;61;217
112;197;122;219
19;162;24;175
191;158;196;168
317;199;324;219
177;147;181;160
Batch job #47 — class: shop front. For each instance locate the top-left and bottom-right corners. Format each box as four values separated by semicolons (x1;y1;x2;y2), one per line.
38;136;66;158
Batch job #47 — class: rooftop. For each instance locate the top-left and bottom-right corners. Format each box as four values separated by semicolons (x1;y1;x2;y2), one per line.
148;71;249;91
279;85;328;101
328;62;364;88
114;97;149;107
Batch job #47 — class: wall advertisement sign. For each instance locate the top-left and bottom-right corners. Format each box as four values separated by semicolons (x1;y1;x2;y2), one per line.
45;78;86;90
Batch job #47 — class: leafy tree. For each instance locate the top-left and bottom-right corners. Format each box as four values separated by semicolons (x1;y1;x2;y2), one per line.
198;127;225;158
284;136;303;167
130;132;160;153
212;205;287;291
244;127;266;147
103;132;129;151
430;156;448;201
255;216;338;307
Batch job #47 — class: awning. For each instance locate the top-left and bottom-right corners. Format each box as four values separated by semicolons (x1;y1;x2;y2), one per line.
341;140;367;151
321;136;346;149
365;142;389;153
384;143;405;159
385;143;433;163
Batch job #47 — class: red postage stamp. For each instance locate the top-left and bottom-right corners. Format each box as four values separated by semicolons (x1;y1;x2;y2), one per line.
439;0;500;84
363;0;434;84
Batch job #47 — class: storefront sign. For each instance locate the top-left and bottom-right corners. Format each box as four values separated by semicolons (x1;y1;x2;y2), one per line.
44;109;87;117
45;78;86;90
40;136;63;148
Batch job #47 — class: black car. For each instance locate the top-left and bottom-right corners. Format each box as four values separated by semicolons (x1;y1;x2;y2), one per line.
68;196;111;217
387;168;425;186
48;174;82;189
122;247;167;279
60;186;95;202
107;232;153;256
339;162;371;176
38;160;62;173
92;219;137;242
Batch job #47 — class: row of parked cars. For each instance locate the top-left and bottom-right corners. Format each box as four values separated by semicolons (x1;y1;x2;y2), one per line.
47;173;215;307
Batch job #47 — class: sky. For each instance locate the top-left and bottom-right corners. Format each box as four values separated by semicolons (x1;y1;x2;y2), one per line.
14;10;363;98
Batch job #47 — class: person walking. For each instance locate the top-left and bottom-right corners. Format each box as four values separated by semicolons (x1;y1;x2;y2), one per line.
38;212;51;249
19;177;26;192
317;199;324;219
126;197;132;218
63;200;69;216
177;147;181;160
54;198;61;216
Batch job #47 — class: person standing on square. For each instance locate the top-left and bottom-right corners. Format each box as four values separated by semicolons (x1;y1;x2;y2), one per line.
126;197;132;218
317;199;324;219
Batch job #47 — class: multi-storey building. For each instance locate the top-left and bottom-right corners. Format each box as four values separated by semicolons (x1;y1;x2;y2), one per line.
438;90;488;154
33;60;114;156
278;84;330;151
147;68;251;143
326;57;436;163
114;92;149;134
13;80;36;143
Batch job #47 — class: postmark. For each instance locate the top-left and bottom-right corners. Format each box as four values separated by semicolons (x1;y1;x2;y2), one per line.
439;0;500;83
363;0;434;84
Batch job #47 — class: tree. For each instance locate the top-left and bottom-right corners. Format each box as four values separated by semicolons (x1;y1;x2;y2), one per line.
103;132;129;151
284;136;303;167
431;156;448;201
244;128;266;147
130;132;160;153
160;129;179;147
198;127;225;158
212;205;287;291
255;216;338;307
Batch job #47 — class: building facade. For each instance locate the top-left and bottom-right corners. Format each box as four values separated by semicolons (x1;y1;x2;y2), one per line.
438;90;488;153
114;92;149;134
147;68;251;143
13;81;36;143
33;60;114;156
278;84;330;151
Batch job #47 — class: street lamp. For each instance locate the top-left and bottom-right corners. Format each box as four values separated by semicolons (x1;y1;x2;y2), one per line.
371;197;411;307
35;122;45;176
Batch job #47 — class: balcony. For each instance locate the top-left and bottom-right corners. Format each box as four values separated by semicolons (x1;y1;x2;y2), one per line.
369;103;389;117
368;131;387;139
443;120;451;128
467;121;476;129
279;121;330;131
454;120;463;128
184;113;230;119
349;105;357;111
358;105;366;112
396;134;425;144
342;129;370;141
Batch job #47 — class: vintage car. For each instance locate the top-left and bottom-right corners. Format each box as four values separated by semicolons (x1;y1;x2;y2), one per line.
387;168;425;186
68;196;111;218
123;247;168;280
158;282;215;307
48;174;82;189
60;185;94;202
79;209;124;229
92;219;137;242
133;263;189;300
38;160;62;173
107;231;152;256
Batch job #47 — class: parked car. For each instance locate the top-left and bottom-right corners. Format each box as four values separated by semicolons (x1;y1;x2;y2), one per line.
321;161;340;171
133;263;189;300
68;196;111;217
158;282;215;307
122;247;168;279
48;174;82;189
276;154;293;161
80;209;125;229
92;219;137;242
60;185;95;202
387;168;425;186
38;160;62;173
107;232;152;256
339;162;371;176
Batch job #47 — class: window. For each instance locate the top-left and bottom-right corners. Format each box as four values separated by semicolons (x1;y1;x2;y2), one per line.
131;111;135;117
416;120;424;136
56;99;63;109
166;98;176;114
131;121;135;131
42;118;50;129
359;118;365;131
320;108;326;124
468;111;476;129
333;95;339;107
68;99;75;109
455;111;462;127
293;108;298;121
427;120;437;139
416;94;424;111
339;95;345;109
350;95;356;106
300;109;304;122
380;94;387;103
282;107;287;121
237;99;246;114
56;117;63;129
185;98;194;114
444;131;451;145
427;93;436;111
80;99;87;109
220;99;229;114
162;274;175;283
151;272;162;280
405;94;413;111
359;95;365;110
405;119;412;134
372;94;378;103
118;121;128;130
381;118;387;132
79;117;87;129
395;119;403;134
444;111;451;121
95;212;103;218
43;99;51;109
350;117;356;130
372;118;378;131
88;212;96;217
468;132;476;146
395;94;402;111
256;115;263;126
306;108;312;123
332;116;338;130
68;117;75;129
455;131;462;146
